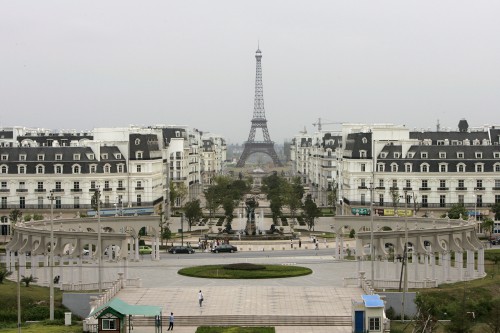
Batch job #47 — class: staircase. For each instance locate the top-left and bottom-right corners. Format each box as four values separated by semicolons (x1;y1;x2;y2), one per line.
132;315;351;327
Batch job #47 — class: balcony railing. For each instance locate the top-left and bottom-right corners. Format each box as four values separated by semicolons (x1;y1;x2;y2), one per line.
375;186;385;190
358;186;367;189
419;187;431;191
0;189;10;193
456;187;467;191
53;188;64;192
493;187;500;191
474;187;485;191
35;189;46;192
135;187;144;190
403;187;412;191
437;187;449;191
390;187;399;190
71;188;82;192
16;189;28;192
103;188;112;192
116;187;126;191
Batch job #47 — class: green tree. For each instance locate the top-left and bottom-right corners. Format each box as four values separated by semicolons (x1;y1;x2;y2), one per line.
204;185;222;223
443;204;469;219
284;177;304;223
485;298;500;333
262;173;288;223
303;194;320;231
20;274;38;287
327;180;338;215
390;187;400;212
90;190;102;211
161;226;172;247
169;182;188;208
482;218;494;238
184;199;203;231
0;269;12;283
9;209;22;223
413;293;441;333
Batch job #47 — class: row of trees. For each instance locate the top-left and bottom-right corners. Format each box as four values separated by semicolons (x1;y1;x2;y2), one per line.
261;173;321;230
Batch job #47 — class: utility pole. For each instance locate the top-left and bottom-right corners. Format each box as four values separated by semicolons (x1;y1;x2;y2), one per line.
370;182;375;288
48;190;55;320
402;190;409;322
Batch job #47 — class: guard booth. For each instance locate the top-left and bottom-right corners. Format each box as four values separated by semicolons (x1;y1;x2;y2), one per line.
352;294;390;333
88;298;162;333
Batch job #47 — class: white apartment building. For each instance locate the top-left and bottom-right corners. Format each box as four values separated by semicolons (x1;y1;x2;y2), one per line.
291;120;500;219
0;125;226;224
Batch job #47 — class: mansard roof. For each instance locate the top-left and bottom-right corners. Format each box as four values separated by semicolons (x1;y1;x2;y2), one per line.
344;132;372;158
0;130;14;139
161;128;187;144
409;130;489;144
129;133;161;160
321;133;342;149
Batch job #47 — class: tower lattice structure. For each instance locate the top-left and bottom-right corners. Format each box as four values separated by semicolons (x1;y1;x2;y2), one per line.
236;48;282;167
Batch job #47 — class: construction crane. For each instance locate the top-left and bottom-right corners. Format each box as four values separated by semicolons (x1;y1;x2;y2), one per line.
312;118;344;131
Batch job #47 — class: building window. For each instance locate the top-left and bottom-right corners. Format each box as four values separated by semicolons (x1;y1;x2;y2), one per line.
74;197;80;209
115;153;122;159
55;154;62;161
1;197;7;209
394;152;400;158
369;317;381;331
440;195;446;208
457;164;465;172
136;181;142;189
377;163;385;172
439;152;446;158
55;181;62;191
1;154;8;161
36;164;44;174
439;164;447;172
104;164;111;173
361;163;366;172
19;154;26;161
360;179;366;188
136;165;142;173
495;163;500;172
379;179;384;188
136;151;143;159
360;151;367;158
19;197;25;209
73;154;80;160
37;181;44;191
421;152;428;158
477;194;483;208
102;318;116;330
73;182;80;190
90;181;96;189
104;181;110;189
19;181;26;190
137;194;142;206
118;180;123;188
73;165;81;174
495;195;500;204
37;154;44;161
421;164;429;172
439;180;446;189
101;153;108;159
55;196;61;209
495;179;500;188
18;165;26;174
422;179;428;189
476;164;484;172
457;152;464;158
360;194;365;205
391;163;398;172
406;180;411;188
392;179;398;189
458;195;464;205
477;179;483;189
458;179;465;189
55;165;63;174
88;154;94;160
379;194;384;206
135;138;141;145
405;164;411;172
1;181;7;189
0;165;7;173
475;152;483;158
117;164;124;173
90;165;97;173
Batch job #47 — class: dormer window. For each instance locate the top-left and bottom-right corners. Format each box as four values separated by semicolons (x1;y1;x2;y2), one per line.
377;163;385;172
362;137;367;144
37;154;44;161
421;152;428;159
405;163;412;172
54;164;63;174
1;154;8;161
439;163;448;172
380;152;387;158
407;152;414;158
360;150;367;158
439;152;446;158
117;164;125;173
136;151;143;159
175;131;180;138
101;153;108;159
394;152;400;158
72;164;81;174
36;164;44;174
494;152;500;159
88;154;94;160
457;163;466;172
0;165;7;173
475;163;484;172
73;154;80;161
90;165;97;173
475;152;483;159
391;163;398;172
115;153;122;159
18;165;26;174
457;152;464;159
19;154;26;161
135;138;141;145
421;163;429;172
55;154;62;161
104;164;111;173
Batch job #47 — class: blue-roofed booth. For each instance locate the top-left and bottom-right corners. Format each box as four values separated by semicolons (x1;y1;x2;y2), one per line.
352;294;389;333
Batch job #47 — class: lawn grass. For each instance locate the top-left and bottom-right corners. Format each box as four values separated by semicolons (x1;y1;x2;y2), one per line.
196;327;275;333
0;322;83;333
179;264;312;279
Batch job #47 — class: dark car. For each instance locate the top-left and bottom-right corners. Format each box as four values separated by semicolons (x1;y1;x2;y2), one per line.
168;246;195;254
211;244;237;253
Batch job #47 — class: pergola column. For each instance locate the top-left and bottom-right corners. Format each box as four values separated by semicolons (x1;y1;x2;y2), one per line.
456;251;464;281
413;253;418;281
444;252;450;281
123;257;129;281
335;234;340;260
19;253;26;276
478;248;485;276
431;251;436;281
58;256;64;284
6;251;11;271
466;250;474;279
424;252;429;280
155;236;160;261
340;236;344;260
134;238;139;260
78;257;83;283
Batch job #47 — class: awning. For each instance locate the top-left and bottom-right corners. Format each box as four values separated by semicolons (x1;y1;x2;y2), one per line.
361;294;384;308
89;297;162;318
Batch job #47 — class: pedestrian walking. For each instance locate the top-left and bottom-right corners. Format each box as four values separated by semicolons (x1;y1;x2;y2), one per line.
290;239;293;249
198;290;204;307
167;312;174;330
299;239;302;248
315;242;319;250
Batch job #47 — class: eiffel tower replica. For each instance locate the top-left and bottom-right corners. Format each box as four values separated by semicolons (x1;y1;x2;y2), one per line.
236;47;282;167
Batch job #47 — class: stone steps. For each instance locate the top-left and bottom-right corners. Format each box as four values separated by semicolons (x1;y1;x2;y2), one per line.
132;315;351;327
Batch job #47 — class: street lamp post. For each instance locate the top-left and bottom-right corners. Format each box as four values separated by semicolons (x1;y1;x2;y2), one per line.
370;182;375;288
402;190;409;322
48;191;55;320
96;187;102;293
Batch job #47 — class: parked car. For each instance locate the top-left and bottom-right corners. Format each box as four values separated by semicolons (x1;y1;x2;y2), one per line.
139;246;152;254
211;244;237;253
168;246;195;254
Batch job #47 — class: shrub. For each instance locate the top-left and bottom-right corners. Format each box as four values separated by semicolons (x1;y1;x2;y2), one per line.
24;306;49;321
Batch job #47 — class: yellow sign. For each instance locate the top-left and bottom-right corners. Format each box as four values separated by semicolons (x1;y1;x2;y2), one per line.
383;209;412;217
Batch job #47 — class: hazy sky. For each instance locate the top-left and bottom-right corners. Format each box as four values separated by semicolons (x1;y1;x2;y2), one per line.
1;1;499;144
